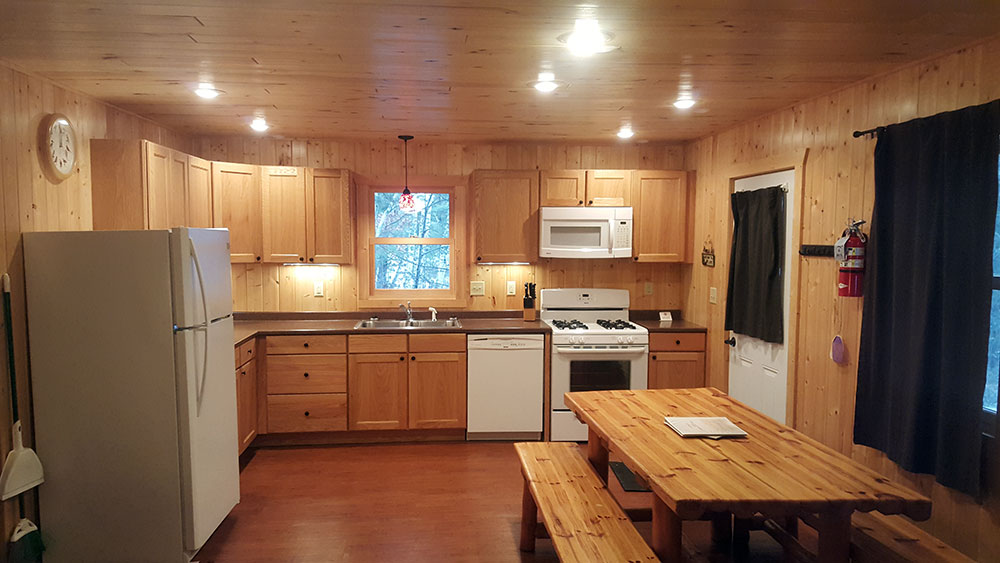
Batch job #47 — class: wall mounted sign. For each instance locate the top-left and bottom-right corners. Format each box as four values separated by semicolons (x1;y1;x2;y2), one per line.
701;236;715;267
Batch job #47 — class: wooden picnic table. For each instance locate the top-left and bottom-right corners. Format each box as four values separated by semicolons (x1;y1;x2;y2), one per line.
564;387;931;562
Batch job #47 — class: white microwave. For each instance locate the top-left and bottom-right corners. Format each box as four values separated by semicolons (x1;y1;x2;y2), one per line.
539;207;633;259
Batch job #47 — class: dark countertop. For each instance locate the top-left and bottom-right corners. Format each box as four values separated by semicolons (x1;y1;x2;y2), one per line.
233;317;550;346
635;319;708;333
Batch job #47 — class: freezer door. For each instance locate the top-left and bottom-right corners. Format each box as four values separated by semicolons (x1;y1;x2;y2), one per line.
174;316;240;551
170;227;234;328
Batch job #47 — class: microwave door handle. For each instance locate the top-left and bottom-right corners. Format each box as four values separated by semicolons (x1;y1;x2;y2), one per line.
609;219;615;255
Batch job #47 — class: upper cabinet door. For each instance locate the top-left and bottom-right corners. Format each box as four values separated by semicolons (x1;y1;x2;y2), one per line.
631;170;691;262
540;169;586;207
144;142;172;230
212;162;262;263
586;170;632;207
471;170;539;263
167;149;189;227
261;166;307;263
305;169;353;264
187;155;213;228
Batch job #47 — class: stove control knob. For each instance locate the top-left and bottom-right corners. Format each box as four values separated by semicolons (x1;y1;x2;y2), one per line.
627;336;634;344
617;336;625;344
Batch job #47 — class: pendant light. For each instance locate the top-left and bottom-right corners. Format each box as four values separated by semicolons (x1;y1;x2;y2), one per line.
398;135;416;213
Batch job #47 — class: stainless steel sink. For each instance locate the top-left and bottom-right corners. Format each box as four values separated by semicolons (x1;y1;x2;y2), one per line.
353;318;462;329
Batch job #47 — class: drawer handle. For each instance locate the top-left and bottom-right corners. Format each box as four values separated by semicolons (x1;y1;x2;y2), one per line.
304;411;310;417
400;356;405;361
303;372;309;378
411;356;416;361
651;355;656;360
676;340;681;345
241;370;246;375
303;342;310;348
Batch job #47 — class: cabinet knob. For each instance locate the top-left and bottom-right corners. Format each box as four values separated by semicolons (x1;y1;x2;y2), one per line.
588;200;594;205
309;257;314;262
675;339;681;345
303;342;309;348
400;356;405;361
476;256;482;261
256;256;261;261
298;256;304;262
651;355;656;360
411;356;416;361
303;372;309;378
633;256;639;261
304;411;310;417
241;370;246;375
578;200;583;205
724;337;737;347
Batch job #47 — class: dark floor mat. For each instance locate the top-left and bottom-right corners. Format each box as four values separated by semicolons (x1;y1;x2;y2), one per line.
610;461;651;493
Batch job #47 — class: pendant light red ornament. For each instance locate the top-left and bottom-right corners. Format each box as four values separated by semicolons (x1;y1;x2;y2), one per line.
398;135;416;213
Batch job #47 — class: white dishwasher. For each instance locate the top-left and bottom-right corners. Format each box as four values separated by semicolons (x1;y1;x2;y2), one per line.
467;334;545;440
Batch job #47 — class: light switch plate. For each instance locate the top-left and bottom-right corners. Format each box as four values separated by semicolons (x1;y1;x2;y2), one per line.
470;280;485;296
709;287;718;304
506;280;517;296
644;282;654;296
313;281;324;297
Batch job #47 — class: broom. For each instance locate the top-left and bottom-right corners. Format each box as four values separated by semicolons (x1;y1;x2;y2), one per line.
0;274;43;561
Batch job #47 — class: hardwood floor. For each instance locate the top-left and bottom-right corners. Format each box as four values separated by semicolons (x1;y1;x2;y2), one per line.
196;442;793;562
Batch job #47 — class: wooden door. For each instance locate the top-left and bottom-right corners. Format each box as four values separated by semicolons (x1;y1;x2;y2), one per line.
261;166;307;263
187;155;213;228
348;353;408;430
212;162;262;263
586;170;632;206
471;170;539;263
631;170;690;262
305;169;353;264
540;170;586;207
408;352;467;429
144;142;171;229
237;362;258;453
648;352;705;389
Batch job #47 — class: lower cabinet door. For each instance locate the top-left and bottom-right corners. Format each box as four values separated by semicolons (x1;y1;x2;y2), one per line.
237;362;258;452
348;353;408;430
267;393;347;433
408;353;467;429
648;352;706;389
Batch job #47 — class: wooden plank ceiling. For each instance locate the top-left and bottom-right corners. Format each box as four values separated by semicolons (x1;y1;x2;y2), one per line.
1;1;998;142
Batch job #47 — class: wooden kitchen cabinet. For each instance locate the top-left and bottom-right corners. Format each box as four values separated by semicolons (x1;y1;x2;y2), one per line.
471;170;539;263
540;169;586;206
408;352;466;429
267;393;347;433
187;155;213;228
306;169;354;264
348;353;409;430
585;170;631;206
631;170;691;262
261;166;308;263
212;162;262;263
91;139;195;230
236;360;258;452
648;331;706;389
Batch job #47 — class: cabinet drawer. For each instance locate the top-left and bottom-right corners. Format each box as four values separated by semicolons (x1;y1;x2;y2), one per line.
348;334;407;353
267;334;346;354
267;394;347;433
650;332;706;352
267;355;347;394
408;333;466;353
238;339;256;366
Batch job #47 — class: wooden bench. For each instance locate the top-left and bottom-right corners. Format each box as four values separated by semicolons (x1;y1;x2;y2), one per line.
850;512;972;563
514;442;658;562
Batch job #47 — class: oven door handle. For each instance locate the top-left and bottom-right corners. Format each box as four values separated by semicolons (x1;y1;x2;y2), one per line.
554;346;648;355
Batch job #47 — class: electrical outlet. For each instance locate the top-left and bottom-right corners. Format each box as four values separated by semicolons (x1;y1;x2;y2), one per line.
470;280;485;296
313;281;324;297
506;280;517;296
709;287;718;304
644;282;654;296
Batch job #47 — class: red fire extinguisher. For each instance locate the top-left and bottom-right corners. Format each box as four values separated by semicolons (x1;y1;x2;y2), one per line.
835;219;867;297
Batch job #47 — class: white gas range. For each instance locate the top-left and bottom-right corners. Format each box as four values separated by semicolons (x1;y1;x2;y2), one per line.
540;288;649;441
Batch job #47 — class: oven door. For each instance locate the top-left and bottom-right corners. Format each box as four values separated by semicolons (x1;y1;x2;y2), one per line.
551;345;648;410
540;218;614;258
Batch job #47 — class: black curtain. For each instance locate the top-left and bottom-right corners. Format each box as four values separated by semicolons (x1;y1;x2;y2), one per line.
855;100;1000;498
725;186;785;344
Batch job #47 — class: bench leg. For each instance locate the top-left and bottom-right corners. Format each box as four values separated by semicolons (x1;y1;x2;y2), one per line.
652;497;682;562
733;516;751;558
783;516;799;563
586;427;609;484
710;511;733;550
519;479;538;552
816;508;851;563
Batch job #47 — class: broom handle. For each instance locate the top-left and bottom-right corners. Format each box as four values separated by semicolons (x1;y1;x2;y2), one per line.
3;274;17;423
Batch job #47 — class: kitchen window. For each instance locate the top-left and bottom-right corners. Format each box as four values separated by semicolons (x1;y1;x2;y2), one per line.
985;159;1000;427
357;182;467;307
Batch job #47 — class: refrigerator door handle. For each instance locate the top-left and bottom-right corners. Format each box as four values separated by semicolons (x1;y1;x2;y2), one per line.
189;237;210;415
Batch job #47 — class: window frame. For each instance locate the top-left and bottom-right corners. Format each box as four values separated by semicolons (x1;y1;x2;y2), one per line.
357;179;468;308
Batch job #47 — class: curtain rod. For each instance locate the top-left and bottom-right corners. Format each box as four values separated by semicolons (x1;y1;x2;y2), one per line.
852;126;886;139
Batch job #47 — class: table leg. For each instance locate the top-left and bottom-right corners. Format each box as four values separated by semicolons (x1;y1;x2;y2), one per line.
783;516;799;563
733;516;751;558
710;512;733;550
816;508;851;563
586;427;609;484
651;497;682;562
519;479;537;552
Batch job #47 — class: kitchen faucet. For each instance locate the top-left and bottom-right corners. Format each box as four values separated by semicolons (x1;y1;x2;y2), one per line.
399;301;413;322
428;307;438;321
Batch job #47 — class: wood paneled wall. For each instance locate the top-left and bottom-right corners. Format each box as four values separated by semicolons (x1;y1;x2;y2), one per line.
0;59;189;556
191;137;687;312
683;37;1000;559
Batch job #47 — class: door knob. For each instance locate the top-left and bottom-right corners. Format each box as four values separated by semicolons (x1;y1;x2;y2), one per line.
724;337;736;347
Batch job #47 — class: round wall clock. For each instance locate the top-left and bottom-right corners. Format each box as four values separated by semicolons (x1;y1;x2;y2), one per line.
38;113;77;182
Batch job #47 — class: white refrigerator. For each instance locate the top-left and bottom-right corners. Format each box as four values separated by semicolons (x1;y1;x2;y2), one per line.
23;228;239;563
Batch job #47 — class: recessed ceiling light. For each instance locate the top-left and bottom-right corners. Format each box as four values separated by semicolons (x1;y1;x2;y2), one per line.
194;82;223;99
557;19;617;57
531;72;560;93
673;97;696;109
617;125;634;139
250;117;269;132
